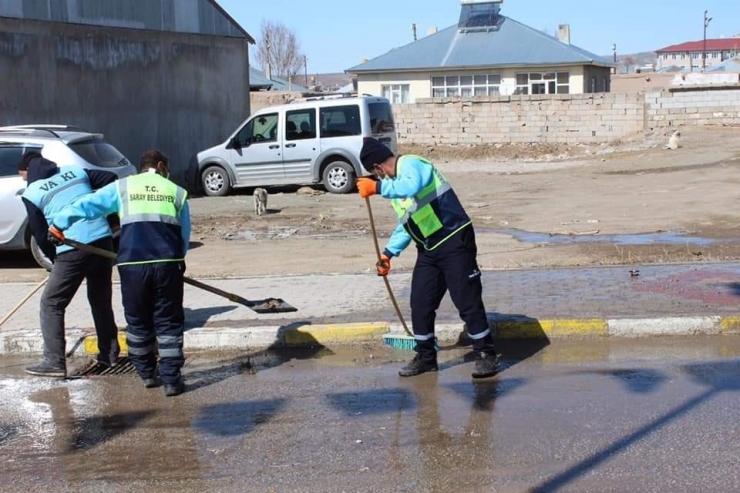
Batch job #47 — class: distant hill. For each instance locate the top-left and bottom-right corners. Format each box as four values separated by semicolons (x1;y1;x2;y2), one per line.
602;51;657;66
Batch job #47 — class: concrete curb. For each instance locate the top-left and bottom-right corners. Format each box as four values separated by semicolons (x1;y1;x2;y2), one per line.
3;316;740;357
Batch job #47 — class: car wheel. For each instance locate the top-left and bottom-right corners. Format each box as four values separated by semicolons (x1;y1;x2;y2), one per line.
322;161;356;194
30;236;53;271
202;166;231;197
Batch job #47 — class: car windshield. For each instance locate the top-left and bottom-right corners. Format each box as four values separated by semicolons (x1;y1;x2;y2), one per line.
68;139;129;168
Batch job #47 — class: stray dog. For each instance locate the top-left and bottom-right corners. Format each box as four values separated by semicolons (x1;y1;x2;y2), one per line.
664;130;681;150
253;187;268;216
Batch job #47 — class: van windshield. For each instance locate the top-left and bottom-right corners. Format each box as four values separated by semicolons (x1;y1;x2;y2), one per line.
369;102;395;135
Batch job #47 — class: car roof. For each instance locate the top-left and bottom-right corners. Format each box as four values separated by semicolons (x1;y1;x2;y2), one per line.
252;95;391;115
0;127;104;145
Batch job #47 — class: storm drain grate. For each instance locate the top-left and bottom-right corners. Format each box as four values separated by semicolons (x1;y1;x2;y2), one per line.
72;357;138;377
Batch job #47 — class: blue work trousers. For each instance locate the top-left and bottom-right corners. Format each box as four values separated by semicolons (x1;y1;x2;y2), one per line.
410;226;494;359
119;262;185;384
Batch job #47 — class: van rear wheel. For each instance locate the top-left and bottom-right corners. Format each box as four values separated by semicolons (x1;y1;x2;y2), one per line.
322;161;355;194
202;166;231;197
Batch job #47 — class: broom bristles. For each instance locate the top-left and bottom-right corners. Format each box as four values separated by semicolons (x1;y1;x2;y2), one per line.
383;334;416;351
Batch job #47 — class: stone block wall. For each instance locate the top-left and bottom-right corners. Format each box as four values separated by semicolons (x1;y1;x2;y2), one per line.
392;93;645;145
645;87;740;129
391;86;740;145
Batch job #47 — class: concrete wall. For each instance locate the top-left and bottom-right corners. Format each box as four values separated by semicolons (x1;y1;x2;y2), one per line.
391;86;740;145
645;87;740;129
0;17;251;187
250;91;305;114
392;93;645;145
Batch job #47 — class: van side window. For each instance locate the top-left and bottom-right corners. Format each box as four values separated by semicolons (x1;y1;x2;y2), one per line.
286;109;317;141
319;105;361;138
237;113;279;145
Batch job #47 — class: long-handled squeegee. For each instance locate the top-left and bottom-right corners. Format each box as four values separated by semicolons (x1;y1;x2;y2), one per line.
63;238;297;314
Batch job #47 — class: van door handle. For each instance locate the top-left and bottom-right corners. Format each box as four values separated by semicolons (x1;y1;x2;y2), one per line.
269;144;280;149
285;143;297;148
16;189;25;196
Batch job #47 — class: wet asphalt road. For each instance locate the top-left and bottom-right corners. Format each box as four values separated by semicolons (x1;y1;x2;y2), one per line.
1;337;740;493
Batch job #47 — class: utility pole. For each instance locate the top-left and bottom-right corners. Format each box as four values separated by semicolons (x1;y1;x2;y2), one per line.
265;34;272;80
612;43;617;63
304;55;308;87
703;10;712;72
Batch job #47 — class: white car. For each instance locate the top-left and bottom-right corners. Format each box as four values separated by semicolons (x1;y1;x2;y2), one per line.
0;125;136;269
197;95;397;196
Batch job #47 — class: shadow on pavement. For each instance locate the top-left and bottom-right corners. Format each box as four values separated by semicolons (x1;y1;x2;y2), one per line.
437;313;550;372
184;324;332;393
183;305;237;331
326;388;416;417
193;399;288;437
529;359;740;493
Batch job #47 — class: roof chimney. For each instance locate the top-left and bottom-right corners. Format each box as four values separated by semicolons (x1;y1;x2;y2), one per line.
427;26;438;36
557;24;571;44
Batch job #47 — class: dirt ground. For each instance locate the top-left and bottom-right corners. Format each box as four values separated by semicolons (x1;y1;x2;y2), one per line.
2;126;740;282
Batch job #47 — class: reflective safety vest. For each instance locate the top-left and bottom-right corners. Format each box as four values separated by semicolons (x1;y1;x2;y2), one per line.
22;165;111;255
390;156;471;251
116;172;187;266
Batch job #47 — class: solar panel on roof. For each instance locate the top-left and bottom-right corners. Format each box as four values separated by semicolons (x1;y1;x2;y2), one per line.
458;2;502;32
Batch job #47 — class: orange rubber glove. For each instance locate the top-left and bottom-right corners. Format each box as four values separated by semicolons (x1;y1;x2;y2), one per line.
48;226;65;246
357;177;380;199
376;254;391;277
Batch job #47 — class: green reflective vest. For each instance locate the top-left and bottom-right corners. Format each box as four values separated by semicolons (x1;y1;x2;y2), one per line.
390;156;471;251
116;172;187;265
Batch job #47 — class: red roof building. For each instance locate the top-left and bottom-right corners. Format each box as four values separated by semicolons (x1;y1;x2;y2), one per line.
656;38;740;71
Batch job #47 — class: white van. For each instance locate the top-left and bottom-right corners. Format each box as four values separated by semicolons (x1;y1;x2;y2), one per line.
196;95;397;196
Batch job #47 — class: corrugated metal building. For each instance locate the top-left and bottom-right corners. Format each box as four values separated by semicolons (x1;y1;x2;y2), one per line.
347;1;613;103
0;0;254;189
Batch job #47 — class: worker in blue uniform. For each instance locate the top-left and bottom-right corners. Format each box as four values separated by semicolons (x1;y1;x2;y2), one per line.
357;138;500;379
50;150;191;396
18;152;120;378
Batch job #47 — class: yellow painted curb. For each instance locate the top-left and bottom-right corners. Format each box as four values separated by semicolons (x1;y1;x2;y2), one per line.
283;322;390;345
496;319;607;339
83;332;128;355
720;316;740;334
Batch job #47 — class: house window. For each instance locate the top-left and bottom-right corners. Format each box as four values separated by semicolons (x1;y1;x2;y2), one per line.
514;72;569;95
381;84;410;104
671;53;677;60
431;74;501;98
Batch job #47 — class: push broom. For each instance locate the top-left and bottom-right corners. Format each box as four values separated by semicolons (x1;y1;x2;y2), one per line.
364;197;416;351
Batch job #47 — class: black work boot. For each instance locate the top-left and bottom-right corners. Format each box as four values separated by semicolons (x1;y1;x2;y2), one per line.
399;353;438;377
25;360;66;378
97;352;120;368
471;351;501;379
142;377;161;388
164;378;185;397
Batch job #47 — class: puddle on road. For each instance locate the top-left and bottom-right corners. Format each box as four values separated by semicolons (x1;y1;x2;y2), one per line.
493;228;729;246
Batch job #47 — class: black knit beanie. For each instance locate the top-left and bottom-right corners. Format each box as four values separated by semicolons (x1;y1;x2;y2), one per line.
360;137;394;172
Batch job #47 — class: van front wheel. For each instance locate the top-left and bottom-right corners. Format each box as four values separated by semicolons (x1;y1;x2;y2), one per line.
322;161;355;194
202;166;231;197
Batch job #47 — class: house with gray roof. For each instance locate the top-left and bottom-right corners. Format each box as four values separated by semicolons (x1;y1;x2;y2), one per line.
347;0;613;103
249;67;308;92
